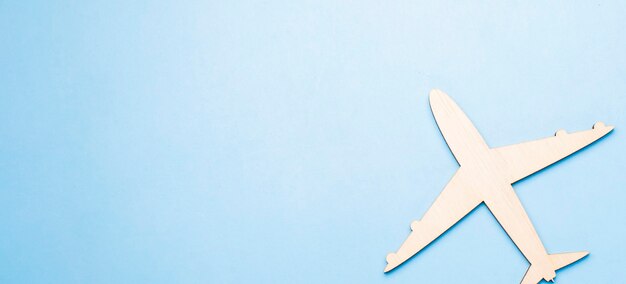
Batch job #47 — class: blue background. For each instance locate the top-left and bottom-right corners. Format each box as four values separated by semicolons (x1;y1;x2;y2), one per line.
1;1;625;283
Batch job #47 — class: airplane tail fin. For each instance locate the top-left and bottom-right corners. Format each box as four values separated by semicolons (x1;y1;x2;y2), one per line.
520;251;589;284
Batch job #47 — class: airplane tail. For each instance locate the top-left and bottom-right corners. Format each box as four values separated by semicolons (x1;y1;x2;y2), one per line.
520;251;588;284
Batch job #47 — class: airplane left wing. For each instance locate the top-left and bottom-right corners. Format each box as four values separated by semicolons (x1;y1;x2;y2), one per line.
385;168;483;272
491;122;614;184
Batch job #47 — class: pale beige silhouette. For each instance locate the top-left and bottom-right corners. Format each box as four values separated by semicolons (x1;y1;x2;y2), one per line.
385;90;614;284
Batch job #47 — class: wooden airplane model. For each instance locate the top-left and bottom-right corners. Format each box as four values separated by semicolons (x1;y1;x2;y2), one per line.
385;90;614;284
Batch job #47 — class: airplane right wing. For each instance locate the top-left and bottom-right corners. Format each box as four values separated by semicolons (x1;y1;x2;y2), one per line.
491;122;614;184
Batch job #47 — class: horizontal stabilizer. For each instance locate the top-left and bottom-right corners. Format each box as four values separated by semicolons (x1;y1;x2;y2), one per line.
549;251;589;270
520;251;589;284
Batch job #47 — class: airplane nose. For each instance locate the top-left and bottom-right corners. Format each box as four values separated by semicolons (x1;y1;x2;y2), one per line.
429;89;446;102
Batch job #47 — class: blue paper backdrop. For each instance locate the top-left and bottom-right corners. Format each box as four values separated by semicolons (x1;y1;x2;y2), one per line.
1;1;625;283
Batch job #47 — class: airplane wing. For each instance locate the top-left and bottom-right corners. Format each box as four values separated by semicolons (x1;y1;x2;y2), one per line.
491;122;614;184
385;168;483;272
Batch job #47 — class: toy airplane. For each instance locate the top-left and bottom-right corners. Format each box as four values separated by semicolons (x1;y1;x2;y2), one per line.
385;90;614;284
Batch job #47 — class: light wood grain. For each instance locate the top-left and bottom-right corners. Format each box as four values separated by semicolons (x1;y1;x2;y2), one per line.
385;89;613;284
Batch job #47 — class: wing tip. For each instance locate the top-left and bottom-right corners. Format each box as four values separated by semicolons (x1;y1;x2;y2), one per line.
593;121;615;132
384;253;400;273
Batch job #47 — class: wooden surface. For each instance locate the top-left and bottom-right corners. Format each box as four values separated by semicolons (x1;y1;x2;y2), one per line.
385;90;614;284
